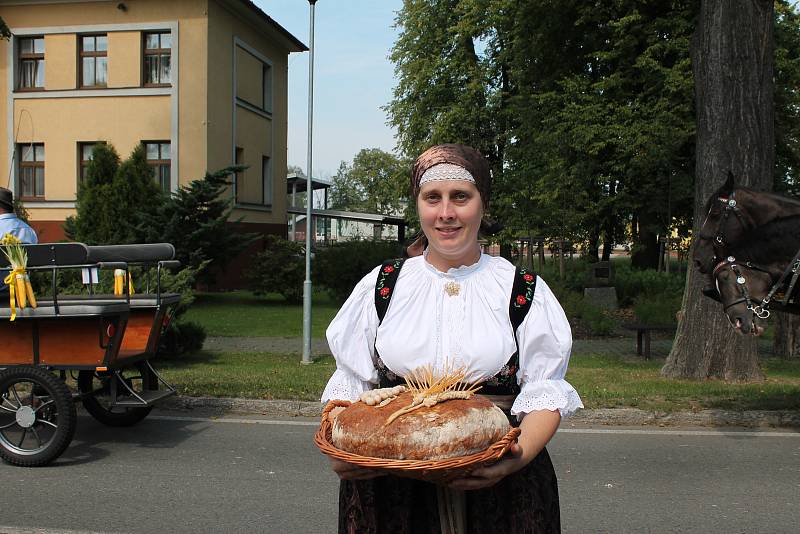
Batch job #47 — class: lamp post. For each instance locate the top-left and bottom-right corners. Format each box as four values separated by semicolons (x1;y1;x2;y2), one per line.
302;0;318;365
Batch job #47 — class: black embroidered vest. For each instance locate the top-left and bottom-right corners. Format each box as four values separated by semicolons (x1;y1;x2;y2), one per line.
372;258;536;396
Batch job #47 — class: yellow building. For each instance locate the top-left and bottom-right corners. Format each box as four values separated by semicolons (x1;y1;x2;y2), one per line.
0;0;306;245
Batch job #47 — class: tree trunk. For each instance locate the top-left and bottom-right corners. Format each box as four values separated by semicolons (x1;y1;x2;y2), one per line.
773;312;800;359
631;213;660;269
663;0;773;381
587;227;600;263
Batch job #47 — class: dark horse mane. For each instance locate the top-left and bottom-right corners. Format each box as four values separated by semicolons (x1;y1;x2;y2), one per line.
727;214;800;265
704;183;800;215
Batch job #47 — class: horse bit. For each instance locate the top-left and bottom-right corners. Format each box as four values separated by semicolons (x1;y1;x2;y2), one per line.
714;253;800;320
713;257;772;319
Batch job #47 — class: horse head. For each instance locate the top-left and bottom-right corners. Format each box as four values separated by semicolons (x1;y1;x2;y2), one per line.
711;215;800;335
694;172;750;274
693;172;800;299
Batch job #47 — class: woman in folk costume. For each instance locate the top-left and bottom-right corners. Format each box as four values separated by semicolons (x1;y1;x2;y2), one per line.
322;143;582;533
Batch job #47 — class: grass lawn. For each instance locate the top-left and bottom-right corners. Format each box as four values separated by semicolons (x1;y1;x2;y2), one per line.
183;290;339;338
158;351;800;411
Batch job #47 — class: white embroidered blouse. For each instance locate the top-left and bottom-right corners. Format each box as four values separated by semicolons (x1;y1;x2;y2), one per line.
321;253;583;418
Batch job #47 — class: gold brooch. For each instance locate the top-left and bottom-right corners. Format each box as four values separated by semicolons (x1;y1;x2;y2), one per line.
444;281;460;296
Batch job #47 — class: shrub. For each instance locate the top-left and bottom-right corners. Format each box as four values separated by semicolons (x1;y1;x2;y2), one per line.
141;166;258;284
537;257;591;293
613;263;685;306
159;320;207;358
313;240;404;303
582;303;617;336
633;292;683;326
247;235;305;303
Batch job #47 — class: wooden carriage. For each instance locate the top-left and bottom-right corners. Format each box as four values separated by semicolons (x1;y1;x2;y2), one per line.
0;243;182;466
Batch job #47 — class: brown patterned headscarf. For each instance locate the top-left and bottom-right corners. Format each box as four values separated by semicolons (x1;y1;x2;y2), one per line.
406;144;496;257
410;144;491;210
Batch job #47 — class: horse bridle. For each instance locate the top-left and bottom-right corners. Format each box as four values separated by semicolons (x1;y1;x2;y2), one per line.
712;257;772;319
697;191;751;253
713;251;800;321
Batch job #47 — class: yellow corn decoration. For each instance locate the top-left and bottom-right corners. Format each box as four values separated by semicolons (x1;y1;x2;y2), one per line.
15;273;26;308
1;233;35;321
114;269;124;295
113;269;135;296
25;274;37;308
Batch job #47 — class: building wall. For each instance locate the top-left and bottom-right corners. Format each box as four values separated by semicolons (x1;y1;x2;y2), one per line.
12;95;171;201
0;0;302;288
0;0;209;230
206;0;289;227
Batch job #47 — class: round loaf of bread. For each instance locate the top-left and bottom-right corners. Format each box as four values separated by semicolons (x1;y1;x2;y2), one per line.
331;391;511;460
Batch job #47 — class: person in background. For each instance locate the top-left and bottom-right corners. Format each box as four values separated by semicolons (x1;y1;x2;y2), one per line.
0;187;37;295
0;187;37;244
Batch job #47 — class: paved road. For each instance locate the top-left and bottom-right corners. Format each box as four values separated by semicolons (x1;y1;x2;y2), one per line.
1;413;799;534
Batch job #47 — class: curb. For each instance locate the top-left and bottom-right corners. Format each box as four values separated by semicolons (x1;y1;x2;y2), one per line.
158;396;800;428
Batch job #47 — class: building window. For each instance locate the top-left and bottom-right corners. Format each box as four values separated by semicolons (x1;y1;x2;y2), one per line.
262;64;272;113
19;144;45;199
80;35;108;87
262;156;272;205
143;32;171;86
234;147;244;201
18;36;45;90
144;141;171;191
79;142;105;185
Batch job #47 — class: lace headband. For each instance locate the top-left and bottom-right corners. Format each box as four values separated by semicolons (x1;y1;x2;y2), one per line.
418;163;475;186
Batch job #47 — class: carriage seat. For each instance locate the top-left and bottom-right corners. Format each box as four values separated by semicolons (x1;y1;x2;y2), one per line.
0;298;129;319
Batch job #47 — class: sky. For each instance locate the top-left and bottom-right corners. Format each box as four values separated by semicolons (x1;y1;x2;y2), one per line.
255;0;404;180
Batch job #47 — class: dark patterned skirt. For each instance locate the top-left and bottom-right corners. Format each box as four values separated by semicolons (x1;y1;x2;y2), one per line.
338;447;560;534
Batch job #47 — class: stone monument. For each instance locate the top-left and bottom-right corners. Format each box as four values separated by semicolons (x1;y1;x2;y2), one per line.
584;261;618;310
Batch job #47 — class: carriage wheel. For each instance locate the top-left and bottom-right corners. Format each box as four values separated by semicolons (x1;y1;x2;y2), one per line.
78;362;156;427
0;367;77;467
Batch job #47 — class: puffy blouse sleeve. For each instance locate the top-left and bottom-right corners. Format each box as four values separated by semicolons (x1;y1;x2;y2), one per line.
511;276;584;419
321;265;381;403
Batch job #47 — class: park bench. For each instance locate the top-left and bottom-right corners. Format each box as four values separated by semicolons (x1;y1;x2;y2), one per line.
622;323;675;360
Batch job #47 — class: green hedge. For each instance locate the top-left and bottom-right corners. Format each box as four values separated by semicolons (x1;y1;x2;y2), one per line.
313;240;404;303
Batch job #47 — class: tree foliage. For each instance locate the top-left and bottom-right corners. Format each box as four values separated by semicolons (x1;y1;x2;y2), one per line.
329;148;409;216
0;16;10;40
774;0;800;196
390;1;797;268
65;144;162;245
140;166;258;282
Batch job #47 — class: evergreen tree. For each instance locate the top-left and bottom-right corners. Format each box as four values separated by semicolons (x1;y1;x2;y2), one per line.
64;143;162;245
111;144;164;244
142;166;258;282
64;143;120;244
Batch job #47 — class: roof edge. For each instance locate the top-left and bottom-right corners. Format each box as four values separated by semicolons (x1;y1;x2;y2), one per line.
231;0;308;52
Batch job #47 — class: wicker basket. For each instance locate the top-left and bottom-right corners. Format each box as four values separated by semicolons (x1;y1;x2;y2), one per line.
315;400;521;483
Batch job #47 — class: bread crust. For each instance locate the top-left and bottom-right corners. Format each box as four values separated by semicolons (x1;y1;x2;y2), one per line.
332;392;510;460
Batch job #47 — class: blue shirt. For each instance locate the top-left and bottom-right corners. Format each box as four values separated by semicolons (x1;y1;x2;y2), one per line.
0;213;37;295
0;213;38;244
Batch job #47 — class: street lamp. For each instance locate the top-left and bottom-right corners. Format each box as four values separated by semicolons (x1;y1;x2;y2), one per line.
302;0;318;365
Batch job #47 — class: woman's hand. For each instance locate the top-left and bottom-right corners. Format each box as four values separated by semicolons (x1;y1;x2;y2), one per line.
329;458;386;480
447;442;528;490
447;408;561;491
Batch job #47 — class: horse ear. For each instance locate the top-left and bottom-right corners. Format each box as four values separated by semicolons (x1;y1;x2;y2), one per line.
722;170;735;193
